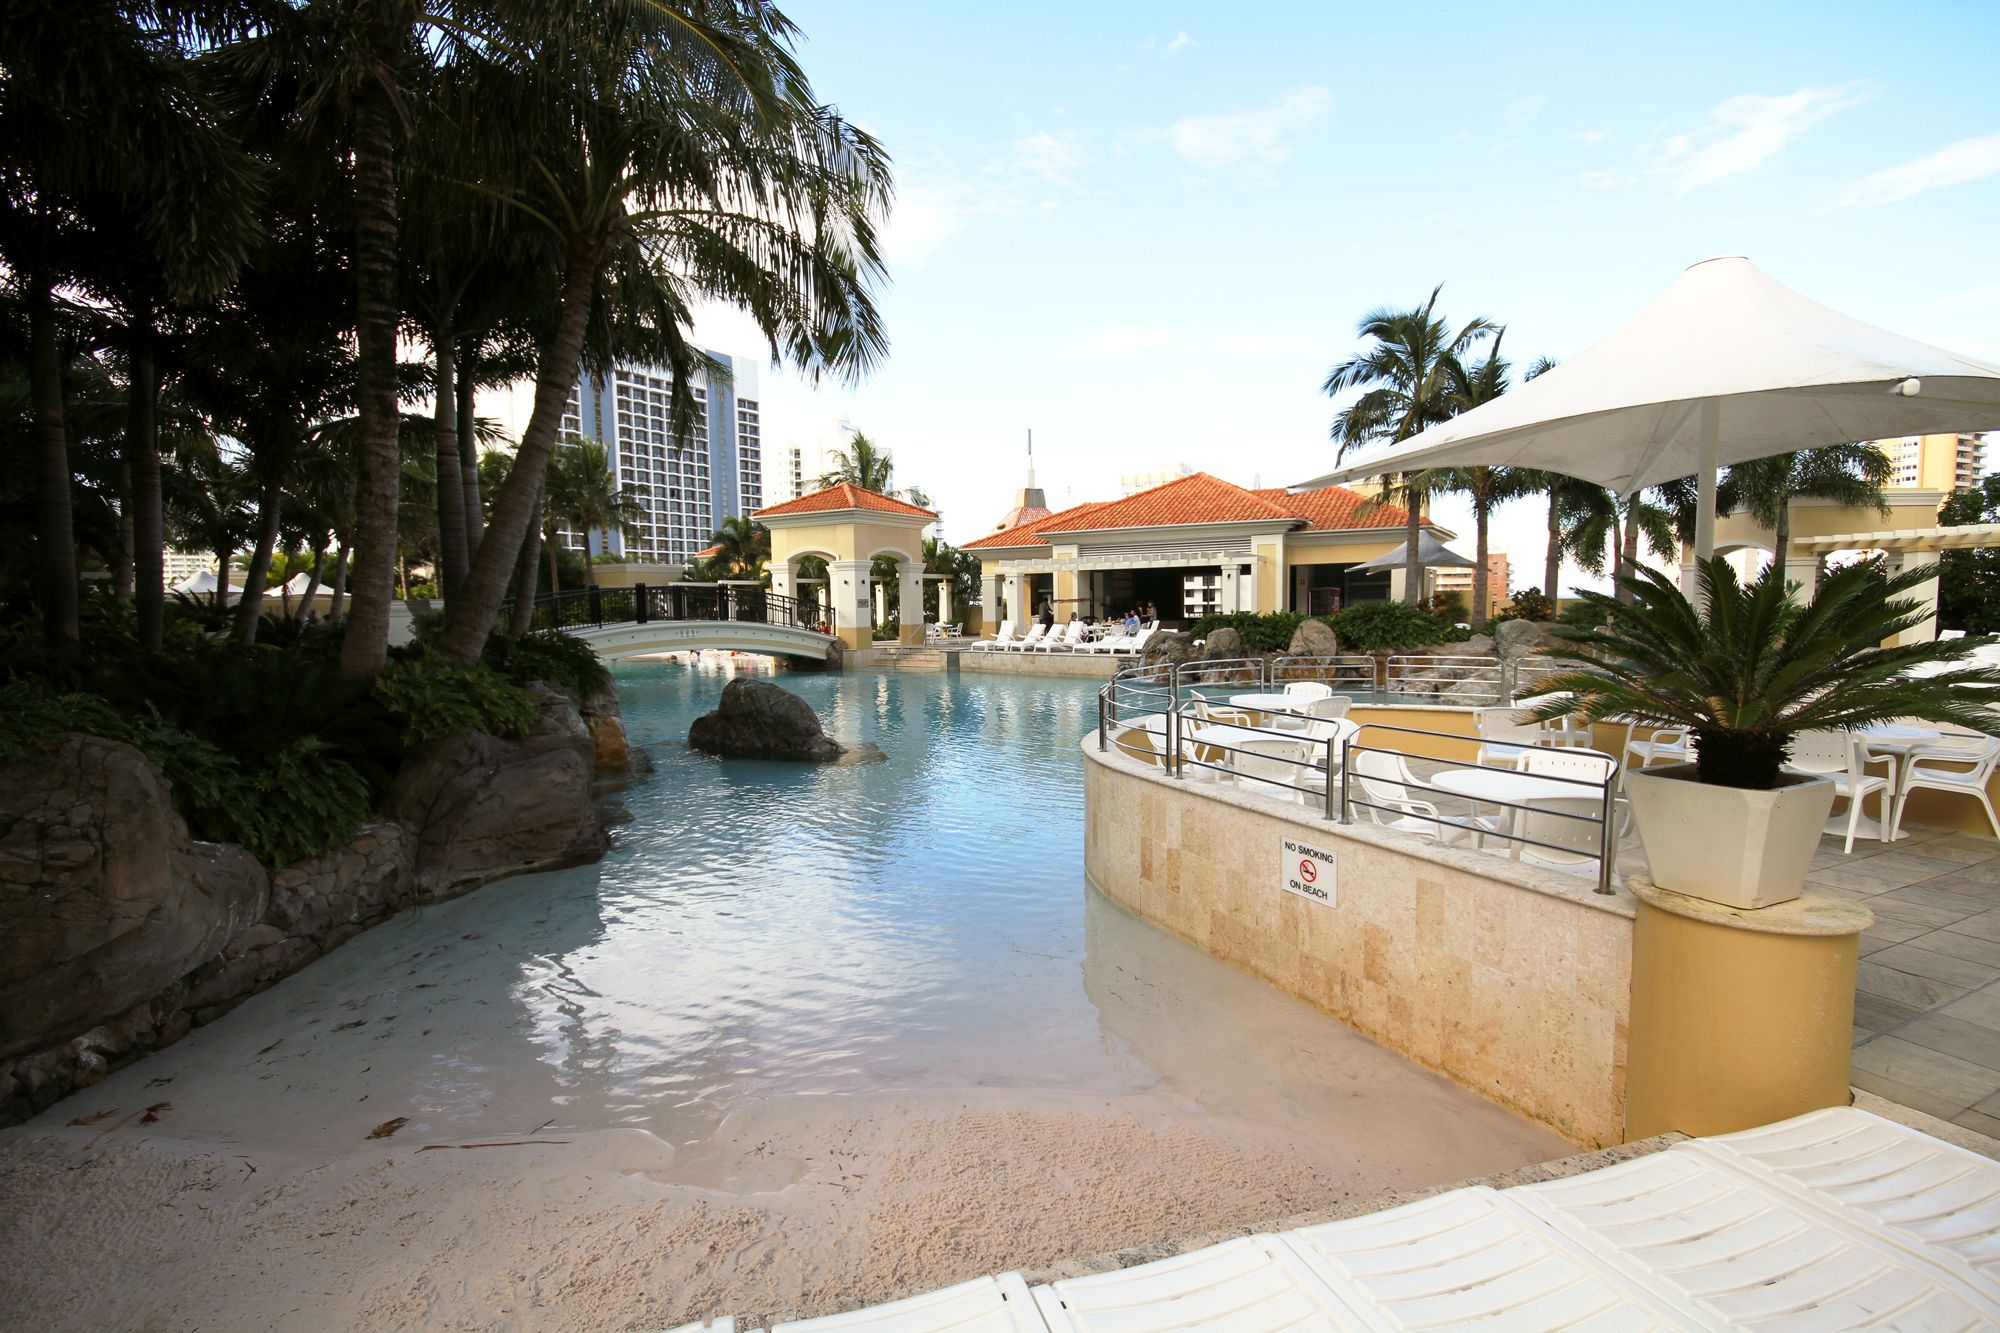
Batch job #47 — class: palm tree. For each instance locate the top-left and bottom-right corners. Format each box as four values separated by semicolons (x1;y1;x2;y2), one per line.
1718;444;1892;587
818;429;904;492
544;438;646;587
707;515;770;579
1323;286;1495;605
1;0;261;653
1428;333;1537;627
432;4;891;666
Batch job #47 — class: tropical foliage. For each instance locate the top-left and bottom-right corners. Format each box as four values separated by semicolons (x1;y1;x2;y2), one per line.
1937;476;2000;634
1524;557;2000;790
1323;285;1494;605
817;429;931;507
3;0;890;679
1189;603;1470;654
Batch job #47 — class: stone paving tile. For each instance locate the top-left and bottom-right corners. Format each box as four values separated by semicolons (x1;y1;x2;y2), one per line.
1861;917;1936;947
1809;862;1947;895
1912;872;2000;903
1851;1069;1981;1123
1856;960;1976;1012
1918;930;2000;969
1898;839;2000;868
1850;1036;2000;1111
1863;944;2000;990
1845;850;1970;885
1941;988;2000;1033
1893;1012;2000;1073
1946;909;2000;943
1853;990;1927;1033
1875;883;2000;915
1953;1107;2000;1138
1864;896;1983;929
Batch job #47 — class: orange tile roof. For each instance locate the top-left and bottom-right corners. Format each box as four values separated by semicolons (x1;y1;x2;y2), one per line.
693;544;723;559
754;483;937;520
991;501;1052;532
961;473;1412;552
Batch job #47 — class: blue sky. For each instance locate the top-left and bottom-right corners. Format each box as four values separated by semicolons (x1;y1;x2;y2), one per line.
692;0;2000;586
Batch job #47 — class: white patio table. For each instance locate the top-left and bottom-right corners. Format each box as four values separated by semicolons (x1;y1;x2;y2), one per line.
1843;723;1942;842
1432;767;1608;855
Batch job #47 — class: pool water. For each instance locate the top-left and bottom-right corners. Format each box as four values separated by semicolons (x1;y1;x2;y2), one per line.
59;657;1562;1173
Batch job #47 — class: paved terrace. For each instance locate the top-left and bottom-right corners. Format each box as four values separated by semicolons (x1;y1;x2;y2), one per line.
1818;827;2000;1135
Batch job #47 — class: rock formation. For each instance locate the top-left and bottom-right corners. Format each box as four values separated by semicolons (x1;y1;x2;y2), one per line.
688;679;845;761
0;680;616;1125
1287;619;1339;659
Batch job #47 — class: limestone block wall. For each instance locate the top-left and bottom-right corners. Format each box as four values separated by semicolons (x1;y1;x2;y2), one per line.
951;650;1120;679
1083;741;1636;1147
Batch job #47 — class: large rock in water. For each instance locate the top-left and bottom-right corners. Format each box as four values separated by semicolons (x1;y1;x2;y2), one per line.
688;679;844;761
0;735;267;1061
1138;630;1194;670
391;684;608;898
1200;626;1245;660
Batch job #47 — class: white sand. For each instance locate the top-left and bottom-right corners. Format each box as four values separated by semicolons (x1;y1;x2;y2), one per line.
0;1082;1551;1330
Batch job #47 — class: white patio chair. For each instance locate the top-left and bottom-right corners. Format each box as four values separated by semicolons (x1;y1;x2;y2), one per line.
1619;721;1693;789
1282;682;1334;705
1350;750;1498;846
1888;734;2000;841
1007;623;1047;652
1306;694;1352;722
1232;738;1321;804
1474;706;1542;769
1787;730;1892;854
969;620;1015;651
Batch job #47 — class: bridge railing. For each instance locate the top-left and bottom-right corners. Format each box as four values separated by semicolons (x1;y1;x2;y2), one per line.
503;583;834;636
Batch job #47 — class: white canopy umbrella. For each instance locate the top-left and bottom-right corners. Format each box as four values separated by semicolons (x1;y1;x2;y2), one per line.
1294;256;2000;566
171;570;244;600
1348;531;1476;571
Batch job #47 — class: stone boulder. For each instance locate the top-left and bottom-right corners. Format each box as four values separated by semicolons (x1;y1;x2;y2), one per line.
688;679;844;761
391;684;607;898
1495;617;1551;659
1287;618;1339;659
1201;626;1246;660
1137;630;1194;670
0;735;268;1061
577;682;630;768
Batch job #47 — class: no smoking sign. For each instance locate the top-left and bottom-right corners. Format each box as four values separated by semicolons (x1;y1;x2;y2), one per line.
1280;836;1336;907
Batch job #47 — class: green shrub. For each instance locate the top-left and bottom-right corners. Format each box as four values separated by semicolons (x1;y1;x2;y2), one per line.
1324;601;1470;651
1496;588;1557;622
0;681;131;762
375;656;538;747
484;628;611;696
1556;599;1611;631
1188;611;1306;653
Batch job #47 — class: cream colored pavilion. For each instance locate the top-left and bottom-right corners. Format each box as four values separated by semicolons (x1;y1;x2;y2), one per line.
755;484;938;649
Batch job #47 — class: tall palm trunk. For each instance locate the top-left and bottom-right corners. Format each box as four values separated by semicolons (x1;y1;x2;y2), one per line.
1401;474;1422;606
126;327;164;650
328;544;349;620
1616;503;1640;605
233;472;283;643
1773;497;1792;588
436;241;605;664
457;340;482;556
1471;502;1491;629
431;326;468;605
115;459;135;602
301;542;326;621
508;479;543;639
544;522;563;598
211;541;233;625
1543;486;1562;601
338;77;405;679
28;276;78;654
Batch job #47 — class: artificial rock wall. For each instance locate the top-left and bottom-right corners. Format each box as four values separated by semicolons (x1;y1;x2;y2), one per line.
0;684;625;1124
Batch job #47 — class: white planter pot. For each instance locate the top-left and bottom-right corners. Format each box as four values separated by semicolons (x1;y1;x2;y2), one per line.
1624;765;1836;911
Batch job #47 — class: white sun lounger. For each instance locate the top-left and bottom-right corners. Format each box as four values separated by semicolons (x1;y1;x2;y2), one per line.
1031;1237;1347;1331
1006;624;1048;652
1501;1140;2000;1329
1273;1187;1697;1330
1680;1107;2000;1291
1033;622;1088;653
969;622;1016;652
770;1273;1042;1332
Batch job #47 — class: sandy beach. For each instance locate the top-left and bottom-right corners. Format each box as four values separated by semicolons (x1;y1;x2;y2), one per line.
1;1075;1559;1331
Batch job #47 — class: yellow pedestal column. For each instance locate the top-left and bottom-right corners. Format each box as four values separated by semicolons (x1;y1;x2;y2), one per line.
1625;876;1871;1142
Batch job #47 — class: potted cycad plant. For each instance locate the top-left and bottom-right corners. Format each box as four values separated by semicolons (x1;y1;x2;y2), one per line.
1526;556;2000;910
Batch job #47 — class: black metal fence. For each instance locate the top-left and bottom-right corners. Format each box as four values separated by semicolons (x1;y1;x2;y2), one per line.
501;584;833;636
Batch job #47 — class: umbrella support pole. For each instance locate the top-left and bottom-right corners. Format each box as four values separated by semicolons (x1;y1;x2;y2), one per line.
1690;398;1721;603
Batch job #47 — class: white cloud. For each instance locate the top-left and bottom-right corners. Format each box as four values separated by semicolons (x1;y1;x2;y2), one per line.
1571;128;1611;145
1211;332;1306;355
1928;284;2000;313
1084;325;1179;354
1650;84;1864;193
1165;86;1331;172
1578;169;1634;191
1014;130;1082;185
1165;31;1196;56
1834;133;2000;207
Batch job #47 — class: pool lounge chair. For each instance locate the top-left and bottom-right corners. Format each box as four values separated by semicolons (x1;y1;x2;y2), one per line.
1005;623;1048;652
1032;621;1089;652
969;621;1016;651
1103;624;1157;658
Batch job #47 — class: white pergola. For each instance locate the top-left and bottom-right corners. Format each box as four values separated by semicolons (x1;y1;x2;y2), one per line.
1784;524;1998;646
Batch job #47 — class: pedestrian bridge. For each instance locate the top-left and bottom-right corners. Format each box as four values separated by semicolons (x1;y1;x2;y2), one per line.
510;585;840;662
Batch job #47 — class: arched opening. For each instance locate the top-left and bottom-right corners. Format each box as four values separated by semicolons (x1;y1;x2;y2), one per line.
865;547;923;645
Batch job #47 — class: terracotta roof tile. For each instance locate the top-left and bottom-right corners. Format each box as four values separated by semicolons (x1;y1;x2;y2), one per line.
754;483;937;520
963;474;1412;552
